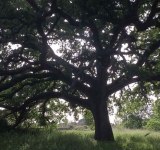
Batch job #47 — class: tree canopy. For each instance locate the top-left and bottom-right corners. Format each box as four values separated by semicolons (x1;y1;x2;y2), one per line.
0;0;160;141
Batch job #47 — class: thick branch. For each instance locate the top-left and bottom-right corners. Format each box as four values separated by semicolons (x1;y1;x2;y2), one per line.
137;40;160;66
0;65;42;76
0;73;59;92
108;74;160;95
107;77;138;95
0;92;91;111
44;62;93;96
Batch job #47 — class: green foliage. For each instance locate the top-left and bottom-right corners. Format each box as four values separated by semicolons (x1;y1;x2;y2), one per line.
142;118;149;127
146;119;160;131
122;114;143;129
116;82;157;122
152;99;160;117
83;110;95;129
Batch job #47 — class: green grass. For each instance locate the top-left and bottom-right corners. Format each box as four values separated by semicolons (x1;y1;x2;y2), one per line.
0;128;160;150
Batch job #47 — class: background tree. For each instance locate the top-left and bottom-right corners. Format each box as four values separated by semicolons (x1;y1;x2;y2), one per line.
146;119;160;131
122;114;143;129
145;99;160;131
0;0;160;141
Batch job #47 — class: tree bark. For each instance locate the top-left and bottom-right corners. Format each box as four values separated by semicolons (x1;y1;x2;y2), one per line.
91;99;114;141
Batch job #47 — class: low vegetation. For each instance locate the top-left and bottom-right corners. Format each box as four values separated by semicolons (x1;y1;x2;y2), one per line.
146;119;160;131
1;127;160;150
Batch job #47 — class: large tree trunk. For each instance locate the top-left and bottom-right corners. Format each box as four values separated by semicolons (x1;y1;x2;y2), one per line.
91;99;114;141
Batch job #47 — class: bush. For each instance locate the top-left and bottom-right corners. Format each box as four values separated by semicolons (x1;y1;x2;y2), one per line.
142;118;149;127
122;114;143;129
74;125;89;131
146;119;160;131
68;125;74;129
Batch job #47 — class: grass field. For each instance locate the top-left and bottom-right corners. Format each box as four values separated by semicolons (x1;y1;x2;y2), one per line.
0;127;160;150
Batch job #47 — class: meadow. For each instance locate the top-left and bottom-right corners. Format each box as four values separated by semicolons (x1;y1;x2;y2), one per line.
0;127;160;150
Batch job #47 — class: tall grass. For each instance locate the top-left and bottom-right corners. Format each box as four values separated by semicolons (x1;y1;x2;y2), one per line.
0;128;160;150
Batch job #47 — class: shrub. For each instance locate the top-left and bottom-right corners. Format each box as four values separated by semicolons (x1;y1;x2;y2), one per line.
68;125;74;129
122;114;143;129
146;119;160;131
74;125;89;130
142;118;149;127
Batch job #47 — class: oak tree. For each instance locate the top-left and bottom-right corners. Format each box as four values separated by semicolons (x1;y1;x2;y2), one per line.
0;0;160;141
